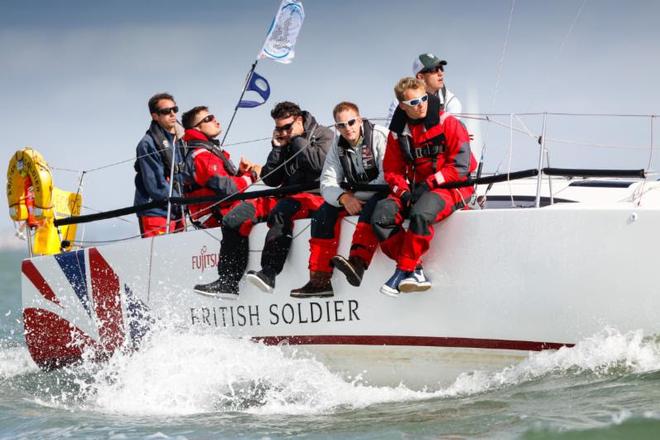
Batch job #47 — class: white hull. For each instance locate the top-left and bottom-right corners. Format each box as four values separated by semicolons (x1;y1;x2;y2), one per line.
20;178;660;388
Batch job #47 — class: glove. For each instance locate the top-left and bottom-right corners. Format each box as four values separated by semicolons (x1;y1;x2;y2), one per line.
399;190;412;209
412;182;430;203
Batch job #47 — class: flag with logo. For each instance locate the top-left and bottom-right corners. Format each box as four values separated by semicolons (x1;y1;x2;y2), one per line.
258;0;305;64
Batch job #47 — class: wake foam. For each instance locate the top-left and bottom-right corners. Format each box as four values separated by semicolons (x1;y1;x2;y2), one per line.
25;327;660;416
0;340;38;379
443;328;660;397
80;327;430;416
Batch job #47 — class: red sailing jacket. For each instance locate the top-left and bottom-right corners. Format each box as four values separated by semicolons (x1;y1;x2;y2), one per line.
383;110;477;196
183;129;253;224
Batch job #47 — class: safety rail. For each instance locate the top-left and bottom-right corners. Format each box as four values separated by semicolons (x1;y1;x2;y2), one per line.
54;167;646;227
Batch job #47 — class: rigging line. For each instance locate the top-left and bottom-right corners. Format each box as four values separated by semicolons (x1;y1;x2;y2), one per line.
526;0;588;111
556;0;588;59
462;112;660;118
50;166;82;173
546;138;656;151
466;114;656;152
479;0;516;172
490;0;516;114
46;113;660;175
50;136;274;176
73;171;87;247
636;115;657;206
489;113;539;175
184;125;334;220
508;114;515;207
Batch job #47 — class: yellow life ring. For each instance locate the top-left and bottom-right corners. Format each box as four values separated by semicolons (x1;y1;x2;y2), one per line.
6;147;82;255
6;147;54;221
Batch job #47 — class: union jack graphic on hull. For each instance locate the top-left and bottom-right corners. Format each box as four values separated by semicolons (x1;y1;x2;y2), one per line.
21;248;151;369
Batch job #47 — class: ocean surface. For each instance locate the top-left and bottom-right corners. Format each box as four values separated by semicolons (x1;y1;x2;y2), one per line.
1;249;660;439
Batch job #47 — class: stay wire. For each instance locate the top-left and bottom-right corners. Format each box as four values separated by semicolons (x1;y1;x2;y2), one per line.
72;126;332;246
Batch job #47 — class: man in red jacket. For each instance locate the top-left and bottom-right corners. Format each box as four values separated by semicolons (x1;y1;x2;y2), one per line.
373;77;477;297
181;106;259;229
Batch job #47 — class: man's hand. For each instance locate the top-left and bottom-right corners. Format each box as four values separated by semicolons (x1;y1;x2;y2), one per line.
339;192;365;215
239;157;262;175
272;129;288;147
238;157;251;173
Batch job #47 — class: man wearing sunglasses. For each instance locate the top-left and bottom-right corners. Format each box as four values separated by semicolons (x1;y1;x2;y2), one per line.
290;101;389;298
134;92;187;237
386;53;462;124
373;77;476;297
180;106;259;229
194;101;333;298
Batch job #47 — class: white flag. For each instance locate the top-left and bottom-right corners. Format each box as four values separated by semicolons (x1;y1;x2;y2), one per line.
258;0;305;64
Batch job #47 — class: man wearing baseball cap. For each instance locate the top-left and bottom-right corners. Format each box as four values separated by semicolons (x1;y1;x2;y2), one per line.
386;53;462;123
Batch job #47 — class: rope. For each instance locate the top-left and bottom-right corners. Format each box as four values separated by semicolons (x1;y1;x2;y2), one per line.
526;0;588;111
46;112;660;175
490;0;516;114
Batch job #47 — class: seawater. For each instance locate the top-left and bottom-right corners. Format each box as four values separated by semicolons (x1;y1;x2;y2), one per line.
1;249;660;439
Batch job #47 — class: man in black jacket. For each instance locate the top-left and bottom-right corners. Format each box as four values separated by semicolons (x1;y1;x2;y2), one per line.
194;101;333;298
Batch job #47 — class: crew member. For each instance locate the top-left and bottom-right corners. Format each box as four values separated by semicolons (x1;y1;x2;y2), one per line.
194;101;333;299
374;77;476;296
181;106;259;229
134;92;187;237
290;101;388;298
386;53;462;124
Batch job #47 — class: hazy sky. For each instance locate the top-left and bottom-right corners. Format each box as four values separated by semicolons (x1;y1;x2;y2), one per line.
2;0;659;241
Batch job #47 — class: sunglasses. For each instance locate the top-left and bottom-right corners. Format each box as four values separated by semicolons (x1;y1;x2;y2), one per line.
334;118;359;130
156;106;178;115
421;65;444;74
195;114;216;127
275;120;296;133
400;94;428;107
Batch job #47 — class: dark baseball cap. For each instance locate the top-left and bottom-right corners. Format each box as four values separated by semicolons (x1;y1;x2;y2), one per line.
412;53;448;74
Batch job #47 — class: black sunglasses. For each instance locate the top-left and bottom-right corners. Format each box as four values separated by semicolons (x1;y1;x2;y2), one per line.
421;65;444;74
156;106;178;116
195;114;216;127
275;120;296;133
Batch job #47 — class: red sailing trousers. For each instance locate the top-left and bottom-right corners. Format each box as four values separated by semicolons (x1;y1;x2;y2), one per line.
376;186;474;272
308;193;385;273
138;216;185;237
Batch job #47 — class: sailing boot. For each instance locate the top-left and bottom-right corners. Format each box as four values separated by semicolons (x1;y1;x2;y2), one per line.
331;255;366;287
194;229;247;300
398;266;432;293
290;271;334;298
380;268;411;298
193;276;239;300
246;269;276;293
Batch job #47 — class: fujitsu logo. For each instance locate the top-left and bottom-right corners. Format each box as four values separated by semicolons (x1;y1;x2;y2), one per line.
192;246;218;272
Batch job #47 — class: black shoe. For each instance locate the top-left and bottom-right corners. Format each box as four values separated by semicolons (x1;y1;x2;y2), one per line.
290;272;333;298
194;278;239;300
331;255;365;287
246;270;275;293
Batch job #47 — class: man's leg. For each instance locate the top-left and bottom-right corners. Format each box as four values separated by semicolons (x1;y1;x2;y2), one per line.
261;193;323;277
138;215;177;238
332;192;386;286
371;195;406;261
290;202;343;298
397;188;469;292
309;202;345;273
193;199;264;298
